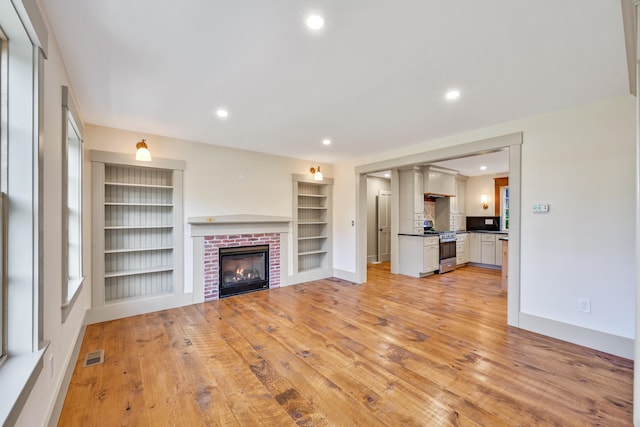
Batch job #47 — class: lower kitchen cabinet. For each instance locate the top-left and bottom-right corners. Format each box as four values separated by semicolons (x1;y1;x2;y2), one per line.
481;235;496;265
456;233;469;265
424;237;440;273
398;235;439;277
469;233;481;263
468;232;508;268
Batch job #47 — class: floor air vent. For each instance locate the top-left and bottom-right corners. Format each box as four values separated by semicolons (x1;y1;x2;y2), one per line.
82;349;105;367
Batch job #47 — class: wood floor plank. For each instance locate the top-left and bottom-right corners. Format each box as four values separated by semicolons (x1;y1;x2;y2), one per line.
59;263;633;426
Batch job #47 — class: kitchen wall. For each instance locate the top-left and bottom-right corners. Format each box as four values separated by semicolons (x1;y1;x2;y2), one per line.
332;95;636;358
366;177;391;263
465;174;507;217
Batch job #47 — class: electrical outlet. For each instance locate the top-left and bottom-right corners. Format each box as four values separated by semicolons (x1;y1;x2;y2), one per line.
49;354;54;378
578;298;591;313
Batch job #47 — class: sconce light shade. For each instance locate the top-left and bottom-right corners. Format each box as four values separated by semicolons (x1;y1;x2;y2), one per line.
481;194;489;209
135;139;152;162
310;166;323;181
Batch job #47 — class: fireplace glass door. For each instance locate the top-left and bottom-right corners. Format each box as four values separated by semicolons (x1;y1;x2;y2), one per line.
219;245;269;298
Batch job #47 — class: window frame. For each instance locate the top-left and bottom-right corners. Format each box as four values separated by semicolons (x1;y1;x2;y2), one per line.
0;0;48;423
0;25;7;366
61;85;84;322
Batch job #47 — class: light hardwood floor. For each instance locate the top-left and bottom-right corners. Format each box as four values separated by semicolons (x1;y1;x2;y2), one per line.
59;264;633;426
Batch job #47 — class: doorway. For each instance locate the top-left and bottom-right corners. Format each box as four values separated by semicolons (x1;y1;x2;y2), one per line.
354;132;522;327
366;174;391;263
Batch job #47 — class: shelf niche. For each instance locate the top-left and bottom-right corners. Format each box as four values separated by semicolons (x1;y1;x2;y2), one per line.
292;174;334;283
89;150;187;323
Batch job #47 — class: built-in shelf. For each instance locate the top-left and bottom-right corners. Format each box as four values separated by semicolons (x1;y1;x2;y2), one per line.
105;225;174;230
293;175;333;278
105;202;174;207
104;247;174;254
105;181;174;189
104;266;174;278
92;159;184;307
298;250;327;256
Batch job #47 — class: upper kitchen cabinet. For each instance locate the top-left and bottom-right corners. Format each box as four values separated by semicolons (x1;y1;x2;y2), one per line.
399;168;424;234
450;175;468;214
424;166;456;197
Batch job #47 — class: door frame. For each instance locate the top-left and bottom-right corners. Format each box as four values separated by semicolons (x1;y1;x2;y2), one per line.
354;132;522;327
376;190;391;263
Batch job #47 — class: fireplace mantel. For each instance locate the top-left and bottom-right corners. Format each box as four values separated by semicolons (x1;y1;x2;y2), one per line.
188;215;291;236
189;214;291;301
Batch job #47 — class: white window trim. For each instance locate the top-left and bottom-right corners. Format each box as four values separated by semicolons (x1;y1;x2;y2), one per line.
0;0;48;425
61;85;84;322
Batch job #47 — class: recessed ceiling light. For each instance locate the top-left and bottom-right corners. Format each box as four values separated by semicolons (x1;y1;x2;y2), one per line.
322;139;332;146
306;14;325;31
384;173;391;178
445;90;461;101
216;108;229;119
480;165;487;171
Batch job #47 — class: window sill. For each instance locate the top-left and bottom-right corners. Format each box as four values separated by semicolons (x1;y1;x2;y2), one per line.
61;277;84;322
0;342;48;426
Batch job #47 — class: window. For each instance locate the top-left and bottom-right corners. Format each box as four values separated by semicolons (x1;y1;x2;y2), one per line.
61;86;84;321
0;29;6;364
0;0;47;423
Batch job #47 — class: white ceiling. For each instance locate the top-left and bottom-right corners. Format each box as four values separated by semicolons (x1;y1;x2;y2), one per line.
431;150;509;177
41;1;629;164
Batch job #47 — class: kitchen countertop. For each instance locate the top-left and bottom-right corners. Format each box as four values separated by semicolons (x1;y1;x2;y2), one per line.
400;230;509;237
466;230;508;234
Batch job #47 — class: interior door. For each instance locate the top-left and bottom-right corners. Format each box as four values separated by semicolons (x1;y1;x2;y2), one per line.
377;190;391;262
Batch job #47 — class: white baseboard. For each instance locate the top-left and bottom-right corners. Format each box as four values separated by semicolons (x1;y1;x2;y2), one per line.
519;312;633;360
47;311;87;427
85;293;195;324
333;268;359;284
286;268;333;286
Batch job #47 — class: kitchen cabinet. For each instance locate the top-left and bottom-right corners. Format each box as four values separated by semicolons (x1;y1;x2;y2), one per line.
456;233;469;265
481;234;496;265
469;233;481;263
399;168;424;234
398;235;439;277
424;236;440;273
424;166;456;196
450;175;467;214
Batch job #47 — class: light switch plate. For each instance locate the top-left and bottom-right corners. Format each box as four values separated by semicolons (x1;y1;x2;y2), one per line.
533;203;549;213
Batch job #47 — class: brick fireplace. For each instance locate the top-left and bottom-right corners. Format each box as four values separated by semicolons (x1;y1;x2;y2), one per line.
189;215;290;301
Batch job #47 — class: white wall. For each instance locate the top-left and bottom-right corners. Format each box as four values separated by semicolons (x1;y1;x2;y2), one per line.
15;18;90;427
465;174;507;217
84;125;333;291
333;95;636;352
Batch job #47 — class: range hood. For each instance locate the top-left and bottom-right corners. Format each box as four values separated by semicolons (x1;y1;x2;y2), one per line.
423;166;456;198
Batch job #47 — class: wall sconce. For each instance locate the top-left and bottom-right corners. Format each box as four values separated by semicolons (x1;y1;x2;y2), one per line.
481;194;489;209
310;166;323;181
135;139;152;162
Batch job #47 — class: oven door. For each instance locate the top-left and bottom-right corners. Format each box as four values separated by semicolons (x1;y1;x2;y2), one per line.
439;240;456;260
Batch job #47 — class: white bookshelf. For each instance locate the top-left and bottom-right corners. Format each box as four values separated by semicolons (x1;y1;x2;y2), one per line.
292;174;333;282
89;150;187;323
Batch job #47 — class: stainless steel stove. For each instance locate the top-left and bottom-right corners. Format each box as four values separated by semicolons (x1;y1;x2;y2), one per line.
424;220;457;273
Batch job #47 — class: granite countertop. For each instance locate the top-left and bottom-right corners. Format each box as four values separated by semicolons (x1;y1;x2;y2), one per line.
398;233;440;237
466;230;508;234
